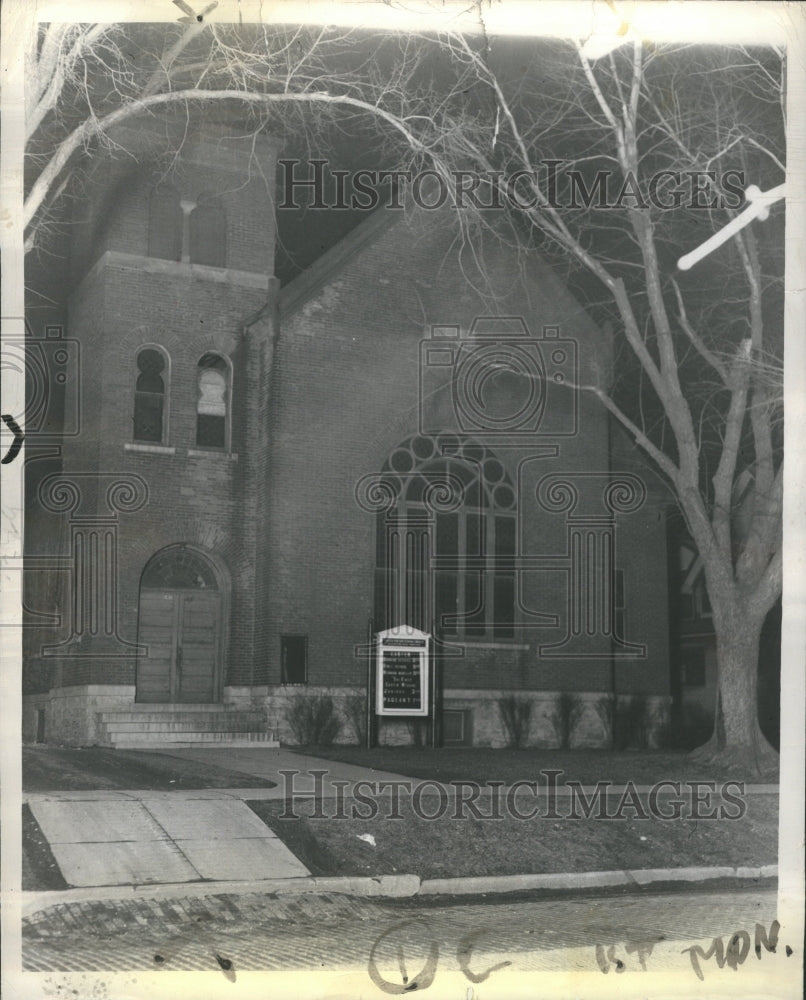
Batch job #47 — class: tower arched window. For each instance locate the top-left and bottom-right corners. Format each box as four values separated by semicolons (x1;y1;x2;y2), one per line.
196;353;230;448
147;185;183;261
133;347;168;443
189;193;226;267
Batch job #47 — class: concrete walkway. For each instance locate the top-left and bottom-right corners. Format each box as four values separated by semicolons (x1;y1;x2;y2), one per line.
25;748;416;889
28;795;310;888
25;748;779;894
163;746;416;792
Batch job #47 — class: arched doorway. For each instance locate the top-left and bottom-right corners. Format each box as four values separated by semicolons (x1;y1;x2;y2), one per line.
136;546;226;703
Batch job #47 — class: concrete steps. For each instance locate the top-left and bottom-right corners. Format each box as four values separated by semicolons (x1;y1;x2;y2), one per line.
97;705;279;749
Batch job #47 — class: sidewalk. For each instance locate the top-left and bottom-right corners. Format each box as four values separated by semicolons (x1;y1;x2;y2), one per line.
25;748;415;891
21;747;781;972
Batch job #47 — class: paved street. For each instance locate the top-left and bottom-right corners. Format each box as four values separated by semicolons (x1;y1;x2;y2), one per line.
23;884;782;977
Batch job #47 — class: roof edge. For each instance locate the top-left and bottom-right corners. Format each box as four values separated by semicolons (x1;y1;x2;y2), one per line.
278;203;407;317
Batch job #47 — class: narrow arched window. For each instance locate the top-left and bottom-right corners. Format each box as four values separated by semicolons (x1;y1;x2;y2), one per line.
196;353;229;448
189;193;226;267
148;185;183;261
133;347;168;443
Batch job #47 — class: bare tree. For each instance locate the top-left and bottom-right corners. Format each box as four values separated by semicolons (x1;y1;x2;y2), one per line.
23;23;784;767
426;37;785;770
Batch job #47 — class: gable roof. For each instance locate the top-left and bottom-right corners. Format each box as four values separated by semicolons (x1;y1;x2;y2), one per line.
278;201;406;318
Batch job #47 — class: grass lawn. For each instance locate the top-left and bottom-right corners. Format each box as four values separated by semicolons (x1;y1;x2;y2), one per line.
251;745;778;880
290;745;779;785
249;789;778;881
22;746;278;792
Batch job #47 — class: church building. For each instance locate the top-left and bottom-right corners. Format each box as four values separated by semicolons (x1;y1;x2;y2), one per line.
22;119;672;749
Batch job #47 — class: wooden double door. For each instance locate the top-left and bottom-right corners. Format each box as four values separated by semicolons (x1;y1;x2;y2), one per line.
136;588;221;703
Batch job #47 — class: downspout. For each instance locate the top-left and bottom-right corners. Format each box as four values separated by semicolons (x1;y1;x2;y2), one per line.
239;276;281;693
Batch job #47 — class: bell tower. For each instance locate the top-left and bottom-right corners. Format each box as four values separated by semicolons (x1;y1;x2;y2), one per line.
27;117;280;737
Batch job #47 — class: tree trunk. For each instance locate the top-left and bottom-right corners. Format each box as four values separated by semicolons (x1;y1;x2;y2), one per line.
701;601;778;775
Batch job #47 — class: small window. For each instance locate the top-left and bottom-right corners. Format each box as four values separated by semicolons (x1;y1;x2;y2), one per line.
189;193;226;267
196;353;229;448
679;592;695;621
681;647;707;687
133;347;167;442
443;709;472;746
281;635;308;685
148;185;183;261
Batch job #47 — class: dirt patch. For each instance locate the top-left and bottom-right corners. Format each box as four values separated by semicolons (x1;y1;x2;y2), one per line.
22;804;70;891
23;746;277;792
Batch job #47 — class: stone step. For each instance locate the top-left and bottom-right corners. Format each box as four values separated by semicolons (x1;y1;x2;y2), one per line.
96;705;278;748
98;709;265;720
100;722;267;739
101;729;276;743
100;721;270;735
109;703;256;713
111;739;280;749
109;732;279;748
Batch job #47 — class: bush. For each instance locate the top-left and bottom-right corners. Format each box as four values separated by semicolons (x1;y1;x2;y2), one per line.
497;695;533;748
406;718;427;746
342;694;367;746
550;692;584;749
284;694;342;746
594;694;616;747
613;695;651;750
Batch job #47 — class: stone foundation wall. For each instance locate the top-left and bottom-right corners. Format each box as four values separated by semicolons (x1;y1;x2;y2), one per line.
22;685;136;745
261;685;671;750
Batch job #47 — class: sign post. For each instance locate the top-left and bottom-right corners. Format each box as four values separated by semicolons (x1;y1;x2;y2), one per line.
375;626;430;719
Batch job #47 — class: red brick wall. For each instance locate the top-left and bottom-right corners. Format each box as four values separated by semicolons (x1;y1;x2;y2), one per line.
255;207;668;696
31;130;670;704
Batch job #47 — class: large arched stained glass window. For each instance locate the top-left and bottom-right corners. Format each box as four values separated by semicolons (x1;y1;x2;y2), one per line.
375;435;517;639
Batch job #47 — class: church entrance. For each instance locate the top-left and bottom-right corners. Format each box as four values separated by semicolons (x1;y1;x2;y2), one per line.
136;546;225;703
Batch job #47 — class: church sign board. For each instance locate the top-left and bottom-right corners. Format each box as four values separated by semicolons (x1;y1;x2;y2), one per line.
375;627;430;716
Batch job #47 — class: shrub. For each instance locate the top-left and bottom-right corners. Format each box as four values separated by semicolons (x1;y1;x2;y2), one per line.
342;694;367;746
406;718;427;746
613;695;651;750
550;691;584;749
284;694;342;746
497;695;533;748
594;694;615;747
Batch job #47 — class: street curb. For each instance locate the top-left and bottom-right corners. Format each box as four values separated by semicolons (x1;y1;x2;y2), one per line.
21;864;777;918
418;864;778;895
21;783;781;805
